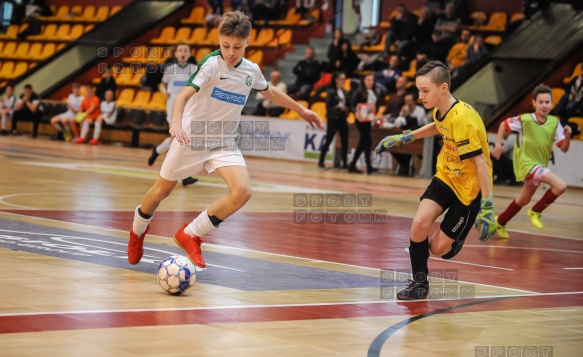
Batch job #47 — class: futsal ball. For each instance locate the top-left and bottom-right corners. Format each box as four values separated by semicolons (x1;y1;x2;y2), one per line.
157;255;197;295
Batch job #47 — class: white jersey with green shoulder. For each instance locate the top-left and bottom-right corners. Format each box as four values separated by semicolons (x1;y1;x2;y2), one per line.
162;62;198;98
184;50;268;149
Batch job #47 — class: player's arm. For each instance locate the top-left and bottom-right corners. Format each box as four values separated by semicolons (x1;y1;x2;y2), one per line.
169;85;197;145
491;121;508;159
559;125;571;153
375;122;438;153
261;85;323;129
159;81;169;99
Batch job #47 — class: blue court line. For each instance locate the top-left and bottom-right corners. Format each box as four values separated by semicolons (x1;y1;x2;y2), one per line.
0;218;392;292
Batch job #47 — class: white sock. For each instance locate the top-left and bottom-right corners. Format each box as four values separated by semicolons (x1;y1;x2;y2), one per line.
80;121;90;138
132;205;153;236
93;122;101;140
156;137;172;155
185;209;216;238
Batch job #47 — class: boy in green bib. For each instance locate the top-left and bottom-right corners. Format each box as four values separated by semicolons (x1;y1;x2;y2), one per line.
492;84;572;238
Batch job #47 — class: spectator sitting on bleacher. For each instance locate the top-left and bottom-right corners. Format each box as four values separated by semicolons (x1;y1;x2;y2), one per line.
73;84;101;144
17;10;42;41
231;0;252;16
11;84;42;138
465;33;488;65
409;7;436;60
374;54;402;94
206;0;224;27
385;93;427;130
0;84;16;135
50;82;83;142
95;67;117;101
381;76;407;125
97;89;117;126
253;0;281;24
417;29;450;64
253;70;287;117
288;46;321;101
446;28;471;78
295;0;315;17
434;1;461;43
382;3;417;59
554;73;583;128
332;39;360;78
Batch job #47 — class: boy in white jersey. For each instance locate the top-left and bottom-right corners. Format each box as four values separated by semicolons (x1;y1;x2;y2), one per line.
50;83;83;141
0;84;16;135
148;43;199;187
97;89;117;125
127;11;323;268
492;84;571;238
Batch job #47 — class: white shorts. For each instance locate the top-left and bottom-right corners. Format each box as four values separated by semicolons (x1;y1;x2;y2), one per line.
59;110;77;119
102;112;117;125
524;165;550;186
160;139;246;181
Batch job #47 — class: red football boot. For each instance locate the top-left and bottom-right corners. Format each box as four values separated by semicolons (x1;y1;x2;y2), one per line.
173;224;206;268
127;224;150;265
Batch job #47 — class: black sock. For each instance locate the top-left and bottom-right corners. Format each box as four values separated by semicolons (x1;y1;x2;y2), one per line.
208;214;223;227
409;238;429;285
137;207;152;220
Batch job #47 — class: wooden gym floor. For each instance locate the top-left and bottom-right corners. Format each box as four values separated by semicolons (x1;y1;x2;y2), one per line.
0;136;582;356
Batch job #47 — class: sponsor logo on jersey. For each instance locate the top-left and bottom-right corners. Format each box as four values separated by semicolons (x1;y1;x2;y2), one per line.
173;80;188;87
211;87;246;105
245;75;252;87
456;139;470;147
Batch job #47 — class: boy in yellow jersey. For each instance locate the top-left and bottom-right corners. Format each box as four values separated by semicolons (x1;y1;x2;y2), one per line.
492;84;571;238
376;61;495;300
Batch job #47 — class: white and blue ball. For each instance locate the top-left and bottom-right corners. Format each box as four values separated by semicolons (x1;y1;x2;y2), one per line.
157;255;197;295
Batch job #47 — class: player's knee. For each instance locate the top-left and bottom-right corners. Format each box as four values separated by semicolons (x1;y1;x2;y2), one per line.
152;183;173;200
553;183;567;196
234;185;252;204
429;241;450;257
411;217;431;237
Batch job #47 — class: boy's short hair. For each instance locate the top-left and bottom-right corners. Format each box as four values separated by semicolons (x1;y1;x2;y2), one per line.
176;42;190;50
218;11;251;39
416;60;451;89
532;83;552;100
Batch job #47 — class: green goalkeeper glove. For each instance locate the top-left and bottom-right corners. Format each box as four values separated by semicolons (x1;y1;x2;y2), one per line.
474;193;496;241
375;131;415;153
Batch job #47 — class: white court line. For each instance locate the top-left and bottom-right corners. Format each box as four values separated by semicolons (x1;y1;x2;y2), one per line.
0;290;582;318
563;267;583;270
465;245;583;254
0;211;539;295
429;256;513;271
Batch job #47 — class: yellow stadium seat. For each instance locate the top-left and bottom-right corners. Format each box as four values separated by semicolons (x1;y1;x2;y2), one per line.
484;35;502;46
114;71;133;86
12;42;30;59
11;61;28;78
127;71;145;87
254;28;274;46
0;42;4;53
310;102;327;121
267;29;292;47
0;61;14;79
0;25;19;40
298;8;320;26
564;63;582;84
510;12;525;22
168;27;192;44
402;59;417;79
37;42;56;59
149;92;167;110
27;24;57;41
110;6;122;16
65;24;85;41
78;5;96;21
280;100;309;120
53;24;71;41
151;26;175;44
85;24;94;33
199;28;218;46
93;5;109;21
122;45;147;63
551;88;565;110
39;5;68;21
186;27;207;45
568;117;583;140
0;42;17;58
480;12;507;31
276;8;301;26
181;7;205;24
132;90;152;108
116;88;136;107
195;47;212;62
247;50;263;66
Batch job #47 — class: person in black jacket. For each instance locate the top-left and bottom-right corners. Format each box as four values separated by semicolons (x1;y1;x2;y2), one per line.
287;46;321;100
95;66;117;101
318;71;350;169
349;73;380;174
332;39;360;78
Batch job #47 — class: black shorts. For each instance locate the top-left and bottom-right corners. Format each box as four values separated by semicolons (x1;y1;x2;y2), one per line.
420;178;481;259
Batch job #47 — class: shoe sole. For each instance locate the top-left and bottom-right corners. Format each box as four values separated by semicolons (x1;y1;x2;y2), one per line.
173;234;206;269
397;293;428;301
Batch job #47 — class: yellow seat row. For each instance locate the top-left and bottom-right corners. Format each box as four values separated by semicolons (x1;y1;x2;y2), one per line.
0;41;63;61
40;5;121;22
